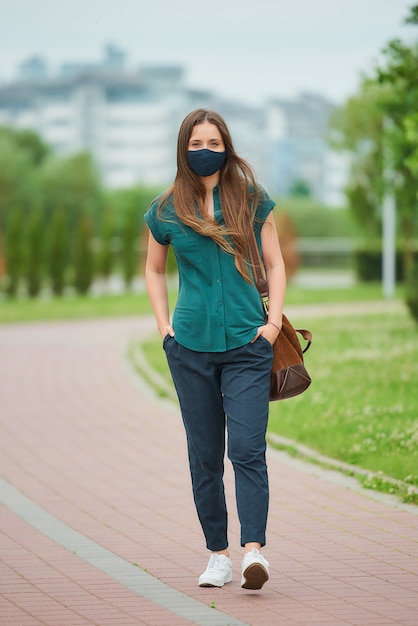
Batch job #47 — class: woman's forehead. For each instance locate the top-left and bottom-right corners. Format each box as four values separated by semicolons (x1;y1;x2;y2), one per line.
190;121;222;139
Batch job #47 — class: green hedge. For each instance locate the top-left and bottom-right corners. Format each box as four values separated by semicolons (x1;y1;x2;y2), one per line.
406;259;418;323
354;245;404;282
277;197;359;238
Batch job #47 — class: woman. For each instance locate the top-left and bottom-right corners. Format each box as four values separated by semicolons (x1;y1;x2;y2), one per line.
144;108;286;590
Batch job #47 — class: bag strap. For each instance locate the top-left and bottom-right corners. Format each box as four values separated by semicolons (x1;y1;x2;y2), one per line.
247;227;312;353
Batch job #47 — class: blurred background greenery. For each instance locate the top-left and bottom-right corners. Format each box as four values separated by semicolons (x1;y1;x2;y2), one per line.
0;5;417;504
0;5;417;319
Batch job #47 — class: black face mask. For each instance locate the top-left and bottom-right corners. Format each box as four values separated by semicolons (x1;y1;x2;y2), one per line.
187;149;227;177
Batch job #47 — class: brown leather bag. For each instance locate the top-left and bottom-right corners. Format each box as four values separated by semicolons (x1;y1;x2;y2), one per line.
248;230;312;401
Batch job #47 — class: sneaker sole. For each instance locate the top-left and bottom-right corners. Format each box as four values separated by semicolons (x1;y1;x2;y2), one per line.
199;575;232;588
241;563;269;590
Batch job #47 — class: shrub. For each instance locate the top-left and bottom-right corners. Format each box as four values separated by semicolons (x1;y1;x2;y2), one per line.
354;244;404;282
48;208;68;296
72;216;94;295
3;206;24;296
406;257;418;323
121;205;139;288
277;197;359;238
97;207;115;280
25;208;44;297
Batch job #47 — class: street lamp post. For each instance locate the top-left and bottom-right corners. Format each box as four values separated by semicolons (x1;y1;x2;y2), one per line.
382;191;396;298
382;118;396;299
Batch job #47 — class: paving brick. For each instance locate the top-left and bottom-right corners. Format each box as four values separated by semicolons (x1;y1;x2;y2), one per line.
1;316;418;626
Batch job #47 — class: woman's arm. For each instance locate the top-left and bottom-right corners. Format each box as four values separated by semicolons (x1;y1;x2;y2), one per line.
144;230;174;338
262;212;286;326
253;212;287;344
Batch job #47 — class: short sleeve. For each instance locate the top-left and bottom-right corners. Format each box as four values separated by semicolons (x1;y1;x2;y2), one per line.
253;187;275;244
256;186;275;223
144;198;169;246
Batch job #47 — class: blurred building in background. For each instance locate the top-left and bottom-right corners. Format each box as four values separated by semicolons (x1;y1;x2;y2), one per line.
266;94;348;205
0;46;347;205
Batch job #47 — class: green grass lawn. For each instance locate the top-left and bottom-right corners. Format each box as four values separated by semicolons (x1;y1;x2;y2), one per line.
267;310;418;503
0;291;153;323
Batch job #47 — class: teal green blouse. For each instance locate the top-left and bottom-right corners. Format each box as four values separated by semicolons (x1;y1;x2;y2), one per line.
144;185;275;352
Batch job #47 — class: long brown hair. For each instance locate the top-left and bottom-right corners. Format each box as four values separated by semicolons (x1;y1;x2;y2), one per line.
158;108;259;282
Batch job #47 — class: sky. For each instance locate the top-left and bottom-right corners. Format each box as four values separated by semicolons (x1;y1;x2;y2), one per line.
0;0;415;106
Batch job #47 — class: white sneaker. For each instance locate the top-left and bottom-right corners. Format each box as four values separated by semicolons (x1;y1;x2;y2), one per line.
241;549;269;590
198;554;233;587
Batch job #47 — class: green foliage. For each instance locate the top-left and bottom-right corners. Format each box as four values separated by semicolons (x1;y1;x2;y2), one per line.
406;258;418;322
12;128;50;166
404;111;418;176
72;216;94;295
104;185;162;279
405;4;418;24
0;124;165;296
0;130;103;299
4;207;24;296
0;126;50;166
97;207;115;279
121;205;140;288
48;208;69;296
376;33;418;276
40;152;102;232
105;185;161;235
289;179;311;197
329;81;387;238
25;207;44;298
354;244;404;282
329;5;418;284
166;246;179;275
0;131;41;230
277;197;358;238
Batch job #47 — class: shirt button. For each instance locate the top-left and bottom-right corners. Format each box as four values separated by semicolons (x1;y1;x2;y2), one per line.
218;301;222;306
216;278;220;283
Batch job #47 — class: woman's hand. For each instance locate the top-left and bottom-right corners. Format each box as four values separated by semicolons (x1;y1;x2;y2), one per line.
251;322;281;345
160;324;175;339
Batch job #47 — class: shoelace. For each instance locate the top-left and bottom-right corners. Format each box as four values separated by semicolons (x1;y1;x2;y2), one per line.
207;554;226;571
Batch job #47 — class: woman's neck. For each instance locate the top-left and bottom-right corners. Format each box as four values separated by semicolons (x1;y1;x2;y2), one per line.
201;172;220;194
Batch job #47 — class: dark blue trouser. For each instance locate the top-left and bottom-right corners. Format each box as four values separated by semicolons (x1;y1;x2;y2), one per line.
163;334;273;551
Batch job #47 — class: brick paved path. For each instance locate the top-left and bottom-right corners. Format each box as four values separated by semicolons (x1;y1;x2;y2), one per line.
1;314;417;626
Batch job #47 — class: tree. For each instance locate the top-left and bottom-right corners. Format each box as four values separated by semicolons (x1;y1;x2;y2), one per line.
330;81;388;238
40;151;103;234
0;128;48;288
25;207;45;298
375;28;418;276
0;127;48;227
404;112;418;176
3;207;24;296
72;215;94;295
121;205;139;289
12;128;50;166
330;5;418;282
289;180;311;198
97;207;115;283
47;208;68;296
